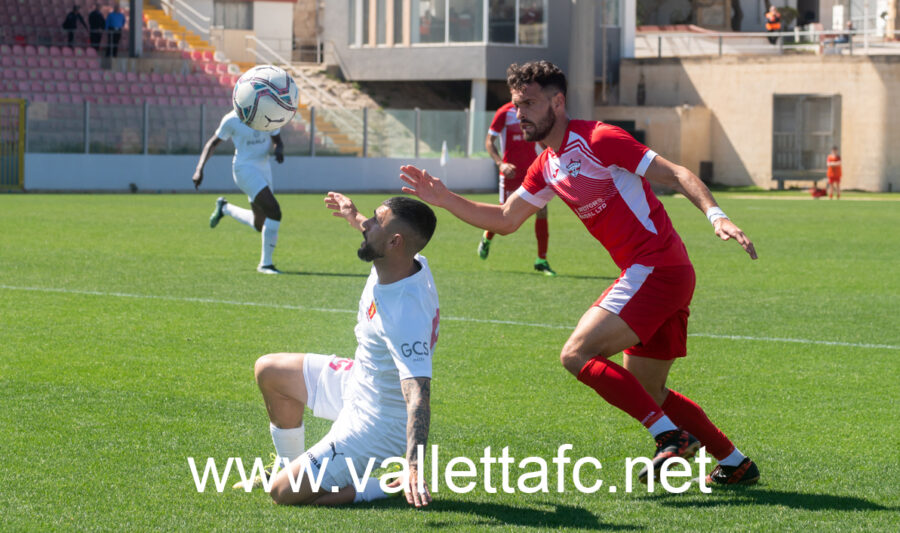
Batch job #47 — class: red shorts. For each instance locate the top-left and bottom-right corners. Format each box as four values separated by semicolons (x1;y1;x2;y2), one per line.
594;264;696;360
498;175;524;203
828;176;841;184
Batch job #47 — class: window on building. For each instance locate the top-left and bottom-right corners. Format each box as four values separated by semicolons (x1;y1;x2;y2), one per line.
773;95;841;174
214;0;253;30
449;0;483;42
377;0;387;44
394;0;405;44
489;0;516;43
413;0;447;43
518;0;545;45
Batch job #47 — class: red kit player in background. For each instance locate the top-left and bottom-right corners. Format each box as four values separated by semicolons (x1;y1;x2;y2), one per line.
482;101;556;276
400;61;760;486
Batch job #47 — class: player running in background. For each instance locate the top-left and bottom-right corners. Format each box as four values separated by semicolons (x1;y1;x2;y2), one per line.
826;146;842;200
482;101;555;276
246;194;438;507
192;109;286;274
400;61;760;486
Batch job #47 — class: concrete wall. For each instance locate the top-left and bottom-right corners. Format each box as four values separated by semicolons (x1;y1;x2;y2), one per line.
618;55;899;191
255;1;295;59
598;105;712;177
23;154;496;193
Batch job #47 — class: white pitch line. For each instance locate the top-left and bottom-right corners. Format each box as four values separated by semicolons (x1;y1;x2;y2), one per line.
2;284;898;351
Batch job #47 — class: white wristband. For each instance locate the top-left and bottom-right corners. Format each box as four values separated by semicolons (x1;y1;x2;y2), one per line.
705;206;729;226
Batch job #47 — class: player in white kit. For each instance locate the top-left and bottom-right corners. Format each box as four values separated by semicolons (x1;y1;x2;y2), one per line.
248;193;439;507
192;110;286;274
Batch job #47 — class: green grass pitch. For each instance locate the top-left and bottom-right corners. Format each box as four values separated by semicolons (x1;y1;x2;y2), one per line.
1;191;898;531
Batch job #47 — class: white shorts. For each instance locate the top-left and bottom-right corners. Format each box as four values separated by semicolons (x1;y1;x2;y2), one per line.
232;160;273;203
300;354;406;489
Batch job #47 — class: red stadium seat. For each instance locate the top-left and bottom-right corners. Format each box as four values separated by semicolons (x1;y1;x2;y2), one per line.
24;45;37;55
37;45;48;55
38;57;51;68
40;69;53;81
1;56;14;68
78;71;90;82
85;47;97;57
49;46;61;56
61;47;73;57
74;47;85;57
89;71;102;82
0;44;11;55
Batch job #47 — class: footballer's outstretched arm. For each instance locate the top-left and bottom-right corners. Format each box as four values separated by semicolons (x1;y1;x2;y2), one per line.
400;165;538;235
324;192;367;232
400;377;432;508
643;155;757;259
192;134;222;189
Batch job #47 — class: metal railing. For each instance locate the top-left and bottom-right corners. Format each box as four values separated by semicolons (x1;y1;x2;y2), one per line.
636;28;900;58
24;101;494;160
159;0;211;40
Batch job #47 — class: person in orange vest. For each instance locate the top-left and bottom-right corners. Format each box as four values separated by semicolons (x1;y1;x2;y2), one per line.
826;146;842;199
765;6;782;45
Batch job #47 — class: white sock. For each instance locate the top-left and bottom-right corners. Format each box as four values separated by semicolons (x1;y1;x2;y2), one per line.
269;423;304;463
260;218;280;266
352;477;388;503
718;447;747;467
648;415;679;438
223;203;254;228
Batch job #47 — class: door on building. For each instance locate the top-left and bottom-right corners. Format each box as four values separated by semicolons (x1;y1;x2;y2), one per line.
772;94;841;183
797;0;819;25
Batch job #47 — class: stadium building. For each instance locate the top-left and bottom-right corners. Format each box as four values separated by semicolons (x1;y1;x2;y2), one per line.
1;0;897;192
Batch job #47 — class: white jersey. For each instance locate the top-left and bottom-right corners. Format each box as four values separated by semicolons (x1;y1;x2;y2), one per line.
214;110;281;166
347;254;439;420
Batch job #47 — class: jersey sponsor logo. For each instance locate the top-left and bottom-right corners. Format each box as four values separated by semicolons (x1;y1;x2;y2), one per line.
367;301;377;320
566;159;582;178
512;134;523;141
574;197;608;219
401;341;430;357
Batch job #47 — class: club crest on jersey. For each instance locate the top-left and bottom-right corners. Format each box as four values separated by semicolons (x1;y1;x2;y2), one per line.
367;301;377;320
566;159;582;178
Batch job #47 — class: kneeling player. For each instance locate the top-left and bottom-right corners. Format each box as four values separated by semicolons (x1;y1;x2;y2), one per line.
246;193;438;507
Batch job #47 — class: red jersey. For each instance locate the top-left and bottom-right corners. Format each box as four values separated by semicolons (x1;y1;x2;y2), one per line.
519;120;691;270
826;154;841;179
489;102;542;182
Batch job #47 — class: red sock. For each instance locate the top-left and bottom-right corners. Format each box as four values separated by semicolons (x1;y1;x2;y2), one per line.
577;357;665;428
661;390;735;460
534;217;548;259
484;231;495;240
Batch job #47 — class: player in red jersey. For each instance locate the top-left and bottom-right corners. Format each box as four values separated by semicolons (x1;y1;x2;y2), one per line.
826;146;842;199
399;61;760;486
482;102;555;276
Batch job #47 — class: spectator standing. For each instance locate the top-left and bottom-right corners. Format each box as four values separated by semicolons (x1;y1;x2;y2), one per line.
105;4;126;57
88;4;105;53
61;5;88;49
765;6;782;45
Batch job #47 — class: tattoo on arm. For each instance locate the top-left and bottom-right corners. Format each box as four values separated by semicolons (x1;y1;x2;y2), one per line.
401;377;431;467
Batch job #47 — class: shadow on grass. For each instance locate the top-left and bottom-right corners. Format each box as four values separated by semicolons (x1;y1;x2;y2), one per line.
491;269;617;282
279;271;368;278
640;486;897;512
361;499;641;530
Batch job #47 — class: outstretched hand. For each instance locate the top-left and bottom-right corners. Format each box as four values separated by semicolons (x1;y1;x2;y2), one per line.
404;464;432;508
192;169;203;190
324;191;365;231
714;218;758;259
399;165;448;207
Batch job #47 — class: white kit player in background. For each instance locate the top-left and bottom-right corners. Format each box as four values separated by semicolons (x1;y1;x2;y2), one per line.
242;193;439;507
192;109;286;274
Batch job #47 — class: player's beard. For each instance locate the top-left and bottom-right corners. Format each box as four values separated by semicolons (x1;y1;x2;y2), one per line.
521;105;555;142
357;231;383;262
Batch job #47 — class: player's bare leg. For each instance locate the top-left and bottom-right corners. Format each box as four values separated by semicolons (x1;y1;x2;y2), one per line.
560;307;698;483
235;353;309;489
533;206;555;276
250;187;282;273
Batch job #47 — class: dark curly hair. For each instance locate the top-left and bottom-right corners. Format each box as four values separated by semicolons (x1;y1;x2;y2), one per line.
506;61;567;98
382;196;437;253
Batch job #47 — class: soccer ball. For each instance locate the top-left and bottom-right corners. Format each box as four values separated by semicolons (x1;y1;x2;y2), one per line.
232;65;299;132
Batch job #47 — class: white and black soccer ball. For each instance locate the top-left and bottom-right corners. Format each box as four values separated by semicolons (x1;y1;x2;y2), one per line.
232;65;299;132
